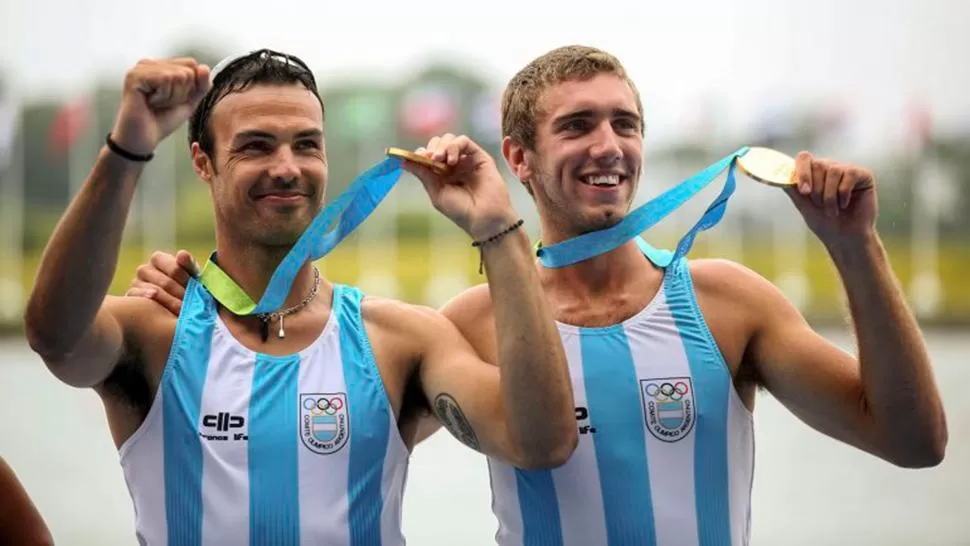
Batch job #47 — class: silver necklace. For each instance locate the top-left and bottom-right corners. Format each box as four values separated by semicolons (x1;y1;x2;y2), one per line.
256;266;321;341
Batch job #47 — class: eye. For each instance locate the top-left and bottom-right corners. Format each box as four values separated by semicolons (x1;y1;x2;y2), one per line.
561;119;590;133
240;141;272;153
295;140;321;150
614;118;639;133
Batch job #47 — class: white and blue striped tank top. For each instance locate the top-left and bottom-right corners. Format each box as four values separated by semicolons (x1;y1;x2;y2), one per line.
118;278;410;546
488;255;755;546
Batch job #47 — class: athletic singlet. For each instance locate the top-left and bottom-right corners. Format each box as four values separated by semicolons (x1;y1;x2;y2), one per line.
119;279;410;546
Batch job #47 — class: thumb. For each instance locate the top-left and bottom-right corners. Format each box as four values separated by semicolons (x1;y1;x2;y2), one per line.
176;249;201;277
190;65;212;105
782;185;813;215
401;161;441;201
181;68;212;114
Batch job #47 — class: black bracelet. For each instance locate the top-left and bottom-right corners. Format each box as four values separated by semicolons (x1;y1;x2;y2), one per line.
471;218;525;274
105;133;154;162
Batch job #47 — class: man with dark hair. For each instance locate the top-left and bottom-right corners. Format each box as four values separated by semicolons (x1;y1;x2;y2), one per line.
24;49;576;544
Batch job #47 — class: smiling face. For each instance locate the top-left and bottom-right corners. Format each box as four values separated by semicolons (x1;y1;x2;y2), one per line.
501;46;645;242
522;74;643;237
191;83;328;248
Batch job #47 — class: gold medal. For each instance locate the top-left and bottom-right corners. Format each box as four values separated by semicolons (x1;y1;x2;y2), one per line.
385;147;448;174
736;147;797;187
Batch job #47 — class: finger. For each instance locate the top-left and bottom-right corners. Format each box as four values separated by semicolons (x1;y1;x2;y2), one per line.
426;137;442;159
838;170;857;209
194;65;212;94
146;75;175;108
172;65;201;105
149;251;191;287
128;280;182;316
401;161;442;202
175;249;201;277
794;151;813;195
166;57;201;69
810;159;827;209
166;67;197;106
139;262;187;299
151;289;183;317
782;184;812;215
132;70;166;101
125;286;157;299
183;66;212;109
445;135;471;167
431;133;455;163
823;164;844;217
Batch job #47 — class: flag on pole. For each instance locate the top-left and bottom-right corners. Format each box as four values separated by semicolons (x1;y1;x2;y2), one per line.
48;97;93;155
49;94;97;201
399;85;458;139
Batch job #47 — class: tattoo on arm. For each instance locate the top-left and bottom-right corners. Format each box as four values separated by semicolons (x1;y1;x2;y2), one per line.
434;393;480;450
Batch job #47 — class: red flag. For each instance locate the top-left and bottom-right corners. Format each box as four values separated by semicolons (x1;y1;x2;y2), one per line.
48;97;92;155
399;86;457;139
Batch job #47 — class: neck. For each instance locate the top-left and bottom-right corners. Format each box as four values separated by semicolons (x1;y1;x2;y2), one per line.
213;231;322;312
537;237;657;298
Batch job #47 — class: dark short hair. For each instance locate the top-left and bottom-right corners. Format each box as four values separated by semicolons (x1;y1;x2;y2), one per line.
188;48;324;157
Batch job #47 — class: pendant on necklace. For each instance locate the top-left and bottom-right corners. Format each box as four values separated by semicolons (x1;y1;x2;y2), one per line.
278;315;286;339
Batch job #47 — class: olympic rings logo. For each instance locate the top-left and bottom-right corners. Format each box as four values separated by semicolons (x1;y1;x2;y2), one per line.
644;382;689;402
303;396;344;416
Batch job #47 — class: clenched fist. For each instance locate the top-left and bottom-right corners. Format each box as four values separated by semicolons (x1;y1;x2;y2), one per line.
109;57;211;157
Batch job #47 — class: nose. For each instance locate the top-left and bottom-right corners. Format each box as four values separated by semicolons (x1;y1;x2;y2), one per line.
267;145;301;182
589;122;622;165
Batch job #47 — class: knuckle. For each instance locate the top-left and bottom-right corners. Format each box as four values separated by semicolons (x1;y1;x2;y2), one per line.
150;251;169;267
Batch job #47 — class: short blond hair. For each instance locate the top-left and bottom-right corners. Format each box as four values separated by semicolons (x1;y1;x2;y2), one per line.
501;45;644;150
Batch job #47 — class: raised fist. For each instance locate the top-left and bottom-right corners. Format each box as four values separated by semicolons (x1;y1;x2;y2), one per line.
109;57;211;157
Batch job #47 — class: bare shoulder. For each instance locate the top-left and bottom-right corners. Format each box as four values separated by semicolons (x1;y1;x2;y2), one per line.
685;258;805;384
687;258;795;320
438;283;498;364
359;295;458;351
99;294;179;387
439;283;493;328
104;293;179;342
688;258;770;296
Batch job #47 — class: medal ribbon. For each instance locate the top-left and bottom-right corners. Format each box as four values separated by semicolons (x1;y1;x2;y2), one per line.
536;147;749;268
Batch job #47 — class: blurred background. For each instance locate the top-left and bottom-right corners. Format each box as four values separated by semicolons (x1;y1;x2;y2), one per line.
1;0;968;544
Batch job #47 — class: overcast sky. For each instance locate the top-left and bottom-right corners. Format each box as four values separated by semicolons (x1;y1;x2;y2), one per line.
1;0;967;155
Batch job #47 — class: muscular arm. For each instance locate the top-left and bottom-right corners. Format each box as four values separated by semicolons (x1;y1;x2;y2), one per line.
735;235;946;467
416;228;576;468
24;148;144;388
0;458;53;546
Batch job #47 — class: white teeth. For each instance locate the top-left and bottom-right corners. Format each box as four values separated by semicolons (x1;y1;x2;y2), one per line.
583;175;620;186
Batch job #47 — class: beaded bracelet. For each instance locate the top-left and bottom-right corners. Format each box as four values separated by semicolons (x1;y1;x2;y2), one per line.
471;218;525;274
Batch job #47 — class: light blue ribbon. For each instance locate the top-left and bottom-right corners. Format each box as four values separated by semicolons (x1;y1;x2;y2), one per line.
536;147;749;268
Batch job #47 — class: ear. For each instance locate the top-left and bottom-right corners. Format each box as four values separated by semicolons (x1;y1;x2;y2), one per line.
190;142;214;186
502;136;534;193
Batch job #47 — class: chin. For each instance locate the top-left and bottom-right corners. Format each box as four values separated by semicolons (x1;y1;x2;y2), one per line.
253;220;313;247
578;210;625;233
